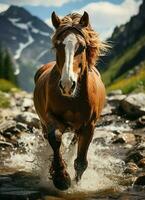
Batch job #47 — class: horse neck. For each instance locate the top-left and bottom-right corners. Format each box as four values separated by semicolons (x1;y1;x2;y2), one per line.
78;63;90;96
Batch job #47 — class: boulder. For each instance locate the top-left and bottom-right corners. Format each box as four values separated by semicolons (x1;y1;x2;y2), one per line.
124;162;138;174
125;151;144;164
101;103;114;116
0;120;16;134
134;174;145;186
21;97;34;111
138;158;145;168
136;116;145;127
121;93;145;118
15;112;40;129
112;133;136;144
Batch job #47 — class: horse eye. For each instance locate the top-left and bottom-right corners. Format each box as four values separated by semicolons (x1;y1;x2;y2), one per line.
55;43;64;49
75;44;85;56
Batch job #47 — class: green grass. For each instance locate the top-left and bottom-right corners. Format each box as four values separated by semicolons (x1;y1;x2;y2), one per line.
102;35;145;86
0;91;10;108
107;65;145;94
0;79;18;93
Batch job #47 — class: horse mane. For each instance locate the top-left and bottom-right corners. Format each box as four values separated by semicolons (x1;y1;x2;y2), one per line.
52;13;109;68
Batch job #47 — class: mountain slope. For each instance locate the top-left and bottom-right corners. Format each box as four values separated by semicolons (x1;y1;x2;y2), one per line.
102;0;145;93
0;5;54;91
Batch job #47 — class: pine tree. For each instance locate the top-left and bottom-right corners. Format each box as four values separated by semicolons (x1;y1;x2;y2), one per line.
0;46;4;78
0;46;17;85
3;49;17;85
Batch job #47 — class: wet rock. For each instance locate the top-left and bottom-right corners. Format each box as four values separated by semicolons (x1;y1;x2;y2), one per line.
101;103;114;116
0;134;6;142
0;141;13;147
136;116;145;127
125;151;144;164
112;133;136;144
134;174;145;186
16;122;28;132
121;93;145;118
138;158;145;168
93;137;106;145
15;112;40;129
124;162;138;174
108;94;126;103
0;120;16;134
136;142;145;151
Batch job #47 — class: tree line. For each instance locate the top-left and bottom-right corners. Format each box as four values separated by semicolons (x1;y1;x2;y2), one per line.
0;46;17;85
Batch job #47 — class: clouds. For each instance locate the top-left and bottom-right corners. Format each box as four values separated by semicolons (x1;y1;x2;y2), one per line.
74;0;142;39
0;3;9;12
0;0;75;7
0;0;142;40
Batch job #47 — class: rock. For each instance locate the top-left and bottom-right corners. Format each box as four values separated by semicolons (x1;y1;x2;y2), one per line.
107;94;126;105
101;103;114;116
16;122;28;132
136;116;145;127
0;141;13;147
0;134;6;142
0;120;16;134
112;133;136;144
124;162;138;174
136;142;145;151
125;151;144;164
21;97;34;111
15;112;40;129
138;158;145;168
121;93;145;118
134;174;145;186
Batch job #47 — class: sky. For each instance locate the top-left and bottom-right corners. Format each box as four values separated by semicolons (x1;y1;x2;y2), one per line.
0;0;142;39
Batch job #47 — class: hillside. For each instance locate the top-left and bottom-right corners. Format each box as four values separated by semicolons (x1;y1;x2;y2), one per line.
102;0;145;93
0;5;54;91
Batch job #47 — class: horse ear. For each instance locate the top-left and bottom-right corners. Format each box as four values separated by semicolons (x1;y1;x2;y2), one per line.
79;11;89;27
51;11;61;29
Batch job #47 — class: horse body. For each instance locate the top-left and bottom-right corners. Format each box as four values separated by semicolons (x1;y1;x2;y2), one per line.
34;11;107;190
34;63;105;131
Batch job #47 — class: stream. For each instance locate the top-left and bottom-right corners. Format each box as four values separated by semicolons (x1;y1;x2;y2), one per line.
0;91;145;200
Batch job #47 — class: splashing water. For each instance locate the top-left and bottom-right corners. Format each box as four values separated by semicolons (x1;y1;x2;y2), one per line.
4;127;125;194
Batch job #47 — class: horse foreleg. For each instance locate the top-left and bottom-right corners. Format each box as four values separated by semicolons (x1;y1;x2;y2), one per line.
74;124;94;182
47;127;71;190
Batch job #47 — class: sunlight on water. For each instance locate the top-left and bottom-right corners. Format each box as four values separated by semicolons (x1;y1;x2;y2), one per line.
4;127;125;193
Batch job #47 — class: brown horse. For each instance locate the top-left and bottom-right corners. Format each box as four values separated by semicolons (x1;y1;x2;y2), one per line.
34;11;108;190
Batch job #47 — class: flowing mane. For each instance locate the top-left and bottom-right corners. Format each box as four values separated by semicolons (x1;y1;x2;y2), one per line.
52;13;108;68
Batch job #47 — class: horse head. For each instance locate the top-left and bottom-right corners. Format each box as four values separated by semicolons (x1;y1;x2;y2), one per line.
51;12;91;97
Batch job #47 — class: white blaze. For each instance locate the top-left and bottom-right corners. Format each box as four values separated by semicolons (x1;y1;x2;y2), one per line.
60;33;78;95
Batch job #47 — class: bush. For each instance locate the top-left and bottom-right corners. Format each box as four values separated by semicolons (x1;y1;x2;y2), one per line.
107;67;145;94
0;79;18;92
0;91;10;108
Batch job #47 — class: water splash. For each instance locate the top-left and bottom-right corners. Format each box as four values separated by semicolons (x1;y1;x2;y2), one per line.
4;128;125;193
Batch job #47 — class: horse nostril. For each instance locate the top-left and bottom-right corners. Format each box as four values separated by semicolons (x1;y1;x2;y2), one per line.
71;81;76;91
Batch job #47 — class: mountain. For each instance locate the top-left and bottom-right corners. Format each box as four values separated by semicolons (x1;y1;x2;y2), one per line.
102;0;145;93
0;5;54;91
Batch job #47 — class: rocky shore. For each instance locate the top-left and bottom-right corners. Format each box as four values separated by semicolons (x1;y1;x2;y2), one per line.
0;90;145;200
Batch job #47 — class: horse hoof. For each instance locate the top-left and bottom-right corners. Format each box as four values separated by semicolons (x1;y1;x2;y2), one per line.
52;171;71;190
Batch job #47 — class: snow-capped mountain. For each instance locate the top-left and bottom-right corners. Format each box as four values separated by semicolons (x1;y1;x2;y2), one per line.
0;5;54;91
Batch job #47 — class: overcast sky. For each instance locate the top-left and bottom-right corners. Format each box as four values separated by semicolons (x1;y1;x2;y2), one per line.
0;0;142;39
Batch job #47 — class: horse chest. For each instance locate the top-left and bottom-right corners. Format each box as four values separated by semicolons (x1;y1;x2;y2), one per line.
63;110;81;124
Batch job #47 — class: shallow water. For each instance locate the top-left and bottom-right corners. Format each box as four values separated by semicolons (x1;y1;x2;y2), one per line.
0;126;145;200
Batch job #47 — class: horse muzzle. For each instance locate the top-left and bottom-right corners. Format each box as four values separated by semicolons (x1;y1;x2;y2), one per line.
59;79;76;97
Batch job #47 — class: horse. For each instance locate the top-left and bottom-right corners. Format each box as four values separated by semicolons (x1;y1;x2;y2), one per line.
34;11;108;190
